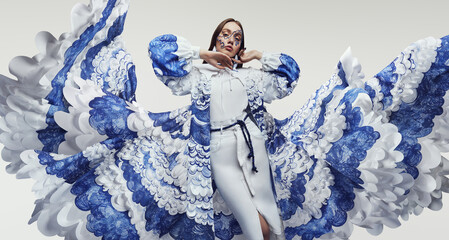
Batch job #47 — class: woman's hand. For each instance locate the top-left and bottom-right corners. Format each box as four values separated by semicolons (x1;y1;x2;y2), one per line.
200;50;233;69
236;49;263;64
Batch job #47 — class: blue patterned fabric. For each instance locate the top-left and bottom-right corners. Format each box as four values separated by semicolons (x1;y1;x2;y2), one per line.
38;0;121;153
149;34;190;78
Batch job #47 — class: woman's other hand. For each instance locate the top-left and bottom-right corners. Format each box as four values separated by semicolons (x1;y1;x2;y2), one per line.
200;50;233;69
236;49;263;64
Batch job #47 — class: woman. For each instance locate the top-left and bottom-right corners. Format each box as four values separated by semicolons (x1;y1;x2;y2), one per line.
149;18;300;239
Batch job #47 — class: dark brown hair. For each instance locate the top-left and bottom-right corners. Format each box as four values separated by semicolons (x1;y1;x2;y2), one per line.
204;18;245;68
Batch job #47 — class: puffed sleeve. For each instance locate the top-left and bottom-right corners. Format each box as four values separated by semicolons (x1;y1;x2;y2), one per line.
259;52;300;103
148;34;201;95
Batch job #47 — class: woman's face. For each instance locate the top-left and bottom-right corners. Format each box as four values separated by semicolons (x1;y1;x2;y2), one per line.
215;22;242;58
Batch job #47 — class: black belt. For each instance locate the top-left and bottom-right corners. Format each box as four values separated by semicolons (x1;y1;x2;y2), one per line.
211;115;258;173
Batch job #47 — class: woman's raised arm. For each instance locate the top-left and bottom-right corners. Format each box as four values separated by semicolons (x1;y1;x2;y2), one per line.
148;34;202;95
149;34;239;95
258;52;300;103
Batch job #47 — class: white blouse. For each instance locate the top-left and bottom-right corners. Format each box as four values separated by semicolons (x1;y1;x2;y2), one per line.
208;68;248;125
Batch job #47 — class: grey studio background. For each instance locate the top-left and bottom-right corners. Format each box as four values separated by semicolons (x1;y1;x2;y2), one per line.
1;0;449;239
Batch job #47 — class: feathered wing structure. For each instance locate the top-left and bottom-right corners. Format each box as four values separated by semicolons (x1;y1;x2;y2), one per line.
2;1;449;240
0;0;142;238
0;0;137;171
1;1;216;239
265;37;449;239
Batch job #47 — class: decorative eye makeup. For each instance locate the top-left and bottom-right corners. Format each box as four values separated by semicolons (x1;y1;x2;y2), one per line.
217;29;243;47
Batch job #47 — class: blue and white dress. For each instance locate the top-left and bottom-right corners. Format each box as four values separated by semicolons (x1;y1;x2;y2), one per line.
1;1;449;240
149;33;300;240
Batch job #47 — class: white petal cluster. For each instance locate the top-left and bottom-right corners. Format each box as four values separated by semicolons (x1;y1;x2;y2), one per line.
91;40;134;95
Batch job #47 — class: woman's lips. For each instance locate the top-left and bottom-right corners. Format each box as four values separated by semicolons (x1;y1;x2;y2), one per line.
225;46;233;51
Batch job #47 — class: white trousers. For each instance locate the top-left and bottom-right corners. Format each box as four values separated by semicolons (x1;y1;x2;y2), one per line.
210;119;284;240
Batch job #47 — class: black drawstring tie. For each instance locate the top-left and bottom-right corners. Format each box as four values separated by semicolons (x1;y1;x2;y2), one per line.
211;116;258;173
236;120;258;173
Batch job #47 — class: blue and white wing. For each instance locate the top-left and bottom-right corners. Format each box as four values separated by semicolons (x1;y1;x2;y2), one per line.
48;0;138;155
21;103;215;239
0;5;217;238
22;30;218;238
0;0;137;167
268;36;449;239
0;0;145;238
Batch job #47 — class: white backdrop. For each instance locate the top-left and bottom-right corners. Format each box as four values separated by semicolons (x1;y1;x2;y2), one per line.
1;0;449;239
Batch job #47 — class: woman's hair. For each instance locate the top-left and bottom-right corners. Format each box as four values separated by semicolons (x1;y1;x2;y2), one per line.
204;18;245;68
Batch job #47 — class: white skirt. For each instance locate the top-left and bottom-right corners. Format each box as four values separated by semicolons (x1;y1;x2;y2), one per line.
210;118;284;240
